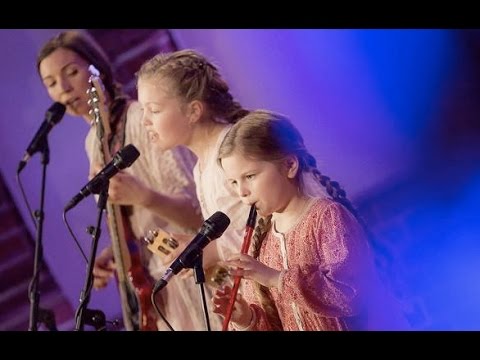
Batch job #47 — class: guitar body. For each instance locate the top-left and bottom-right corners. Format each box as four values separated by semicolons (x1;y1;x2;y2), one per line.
88;66;157;331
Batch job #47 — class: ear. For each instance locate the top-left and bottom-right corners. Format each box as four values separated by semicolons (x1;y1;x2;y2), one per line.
283;155;299;179
187;100;204;125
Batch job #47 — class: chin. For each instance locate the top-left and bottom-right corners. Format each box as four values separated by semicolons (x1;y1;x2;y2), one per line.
256;208;272;218
154;141;173;153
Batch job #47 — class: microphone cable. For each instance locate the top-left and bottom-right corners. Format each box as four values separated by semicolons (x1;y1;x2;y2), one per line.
150;290;175;331
62;209;88;263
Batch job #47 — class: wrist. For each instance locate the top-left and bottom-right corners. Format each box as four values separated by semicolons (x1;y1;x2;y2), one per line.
140;187;158;208
269;269;283;288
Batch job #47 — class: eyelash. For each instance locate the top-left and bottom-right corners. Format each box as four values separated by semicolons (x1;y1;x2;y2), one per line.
230;174;254;186
46;68;78;88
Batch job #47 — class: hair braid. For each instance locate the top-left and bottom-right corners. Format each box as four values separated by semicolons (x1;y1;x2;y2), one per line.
250;216;283;330
136;49;249;124
303;152;397;293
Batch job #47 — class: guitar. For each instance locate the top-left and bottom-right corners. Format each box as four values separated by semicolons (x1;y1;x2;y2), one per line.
87;65;157;331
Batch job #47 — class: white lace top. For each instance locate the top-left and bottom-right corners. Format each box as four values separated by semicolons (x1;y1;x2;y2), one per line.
193;125;250;262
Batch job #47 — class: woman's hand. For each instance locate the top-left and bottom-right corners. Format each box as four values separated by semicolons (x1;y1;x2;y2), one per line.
92;246;116;289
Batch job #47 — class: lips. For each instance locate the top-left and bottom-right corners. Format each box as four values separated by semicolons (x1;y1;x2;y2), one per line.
147;130;159;143
65;97;80;109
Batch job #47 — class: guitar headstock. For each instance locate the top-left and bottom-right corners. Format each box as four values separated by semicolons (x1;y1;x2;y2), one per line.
87;64;111;144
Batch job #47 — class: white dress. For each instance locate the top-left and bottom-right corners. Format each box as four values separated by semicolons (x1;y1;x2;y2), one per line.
193;125;251;263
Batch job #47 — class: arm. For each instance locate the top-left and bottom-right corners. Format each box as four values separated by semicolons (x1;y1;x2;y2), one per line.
90;165;203;230
131;179;203;230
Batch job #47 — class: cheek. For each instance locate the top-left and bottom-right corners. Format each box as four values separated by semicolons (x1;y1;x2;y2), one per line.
153;115;190;146
46;86;60;102
75;76;91;98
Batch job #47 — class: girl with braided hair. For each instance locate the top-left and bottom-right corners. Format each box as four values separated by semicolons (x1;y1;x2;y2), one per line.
212;110;408;330
136;49;252;270
137;49;253;329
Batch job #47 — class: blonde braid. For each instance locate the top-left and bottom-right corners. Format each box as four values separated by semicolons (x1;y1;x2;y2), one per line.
251;216;283;331
304;153;397;292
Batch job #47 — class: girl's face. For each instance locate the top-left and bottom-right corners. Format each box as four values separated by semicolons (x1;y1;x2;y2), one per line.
221;152;297;217
39;48;91;118
137;77;192;151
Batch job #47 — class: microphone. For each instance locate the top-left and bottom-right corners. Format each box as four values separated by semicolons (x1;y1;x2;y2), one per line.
153;211;231;293
64;144;140;212
17;102;66;173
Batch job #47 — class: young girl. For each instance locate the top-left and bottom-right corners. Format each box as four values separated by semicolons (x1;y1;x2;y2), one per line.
136;50;252;274
212;110;408;331
37;31;204;330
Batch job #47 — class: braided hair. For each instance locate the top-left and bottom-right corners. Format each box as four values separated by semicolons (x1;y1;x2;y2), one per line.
136;49;248;123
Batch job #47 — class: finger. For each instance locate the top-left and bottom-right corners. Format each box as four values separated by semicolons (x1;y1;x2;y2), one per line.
92;267;115;278
227;268;246;278
224;259;253;269
93;277;110;290
227;253;252;262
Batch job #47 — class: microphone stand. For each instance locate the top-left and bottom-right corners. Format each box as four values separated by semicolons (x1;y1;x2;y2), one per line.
27;138;57;331
74;185;108;331
193;254;211;331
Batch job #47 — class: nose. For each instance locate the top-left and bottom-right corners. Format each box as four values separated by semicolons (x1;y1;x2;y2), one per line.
142;110;151;127
238;181;250;199
59;76;73;93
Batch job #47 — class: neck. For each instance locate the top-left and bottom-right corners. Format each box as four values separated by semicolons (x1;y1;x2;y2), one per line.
272;192;312;234
188;120;228;161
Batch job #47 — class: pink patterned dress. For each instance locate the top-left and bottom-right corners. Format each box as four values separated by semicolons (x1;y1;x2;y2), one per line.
239;198;407;331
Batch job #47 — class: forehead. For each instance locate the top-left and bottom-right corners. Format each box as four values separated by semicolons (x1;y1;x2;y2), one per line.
137;77;174;102
39;48;88;77
221;153;259;175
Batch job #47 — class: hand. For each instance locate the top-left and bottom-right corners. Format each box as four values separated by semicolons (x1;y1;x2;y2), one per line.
221;254;281;289
212;285;252;328
92;246;116;289
90;163;150;206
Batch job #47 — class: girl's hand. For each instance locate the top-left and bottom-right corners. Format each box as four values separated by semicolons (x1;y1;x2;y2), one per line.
90;163;150;206
212;285;252;328
222;254;281;289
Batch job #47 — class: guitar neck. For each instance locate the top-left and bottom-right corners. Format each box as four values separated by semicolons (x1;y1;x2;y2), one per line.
105;202;132;281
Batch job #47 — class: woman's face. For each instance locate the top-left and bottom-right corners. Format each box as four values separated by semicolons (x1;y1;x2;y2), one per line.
137;77;192;151
39;47;91;119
